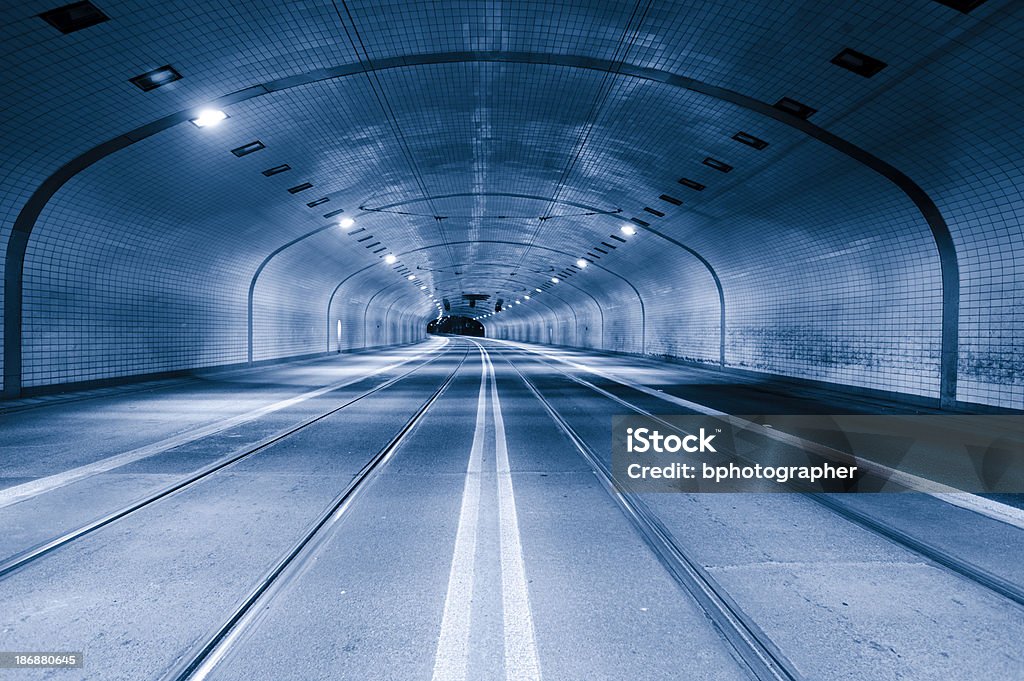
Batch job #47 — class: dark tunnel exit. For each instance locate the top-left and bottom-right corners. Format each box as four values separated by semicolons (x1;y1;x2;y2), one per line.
427;316;485;337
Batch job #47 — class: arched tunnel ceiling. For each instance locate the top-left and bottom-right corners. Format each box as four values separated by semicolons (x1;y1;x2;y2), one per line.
0;0;1021;407
7;57;940;316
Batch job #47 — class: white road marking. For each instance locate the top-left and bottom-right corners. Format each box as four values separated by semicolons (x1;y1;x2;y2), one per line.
0;339;447;509
432;347;488;681
489;339;1024;531
433;343;543;681
485;349;542;681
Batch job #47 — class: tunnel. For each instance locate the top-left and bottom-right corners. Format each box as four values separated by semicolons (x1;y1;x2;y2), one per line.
427;316;486;337
0;1;1022;679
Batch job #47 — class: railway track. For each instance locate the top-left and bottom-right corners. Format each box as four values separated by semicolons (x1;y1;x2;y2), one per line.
489;342;1024;608
160;345;469;680
4;340;1015;680
0;344;465;581
494;346;803;681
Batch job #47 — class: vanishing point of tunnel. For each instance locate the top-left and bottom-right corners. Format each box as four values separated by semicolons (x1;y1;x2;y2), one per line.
0;1;1022;679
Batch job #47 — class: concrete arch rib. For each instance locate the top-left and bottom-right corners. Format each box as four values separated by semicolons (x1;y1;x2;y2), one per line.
559;281;602;349
268;201;654;362
3;51;956;403
640;226;726;367
362;281;406;349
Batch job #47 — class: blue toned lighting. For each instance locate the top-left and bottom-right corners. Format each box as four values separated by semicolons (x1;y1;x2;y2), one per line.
130;65;182;92
191;109;227;127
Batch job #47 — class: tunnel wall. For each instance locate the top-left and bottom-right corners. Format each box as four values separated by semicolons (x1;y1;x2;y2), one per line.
252;239;327;363
250;233;429;362
711;152;943;398
17;195;425;390
490;141;947;402
557;291;604;350
6;93;1013;406
546;294;588;347
21;183;250;388
327;282;426;353
824;42;1023;409
0;2;1020;409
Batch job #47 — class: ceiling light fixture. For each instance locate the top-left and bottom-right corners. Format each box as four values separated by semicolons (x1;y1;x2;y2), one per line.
732;131;769;150
190;109;227;127
230;140;265;157
262;164;291;177
407;274;415;280
40;1;109;33
339;217;355;229
620;225;637;236
576;259;588;268
931;0;989;11
773;97;817;120
551;277;560;284
702;158;733;173
384;254;397;264
830;48;888;78
130;65;182;92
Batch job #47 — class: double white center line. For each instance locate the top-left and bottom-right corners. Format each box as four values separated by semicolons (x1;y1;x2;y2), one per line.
432;344;541;681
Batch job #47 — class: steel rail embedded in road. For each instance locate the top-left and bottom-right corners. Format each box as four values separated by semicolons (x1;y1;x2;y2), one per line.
806;493;1024;607
0;344;461;582
161;345;470;681
495;348;803;681
492;343;1024;608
